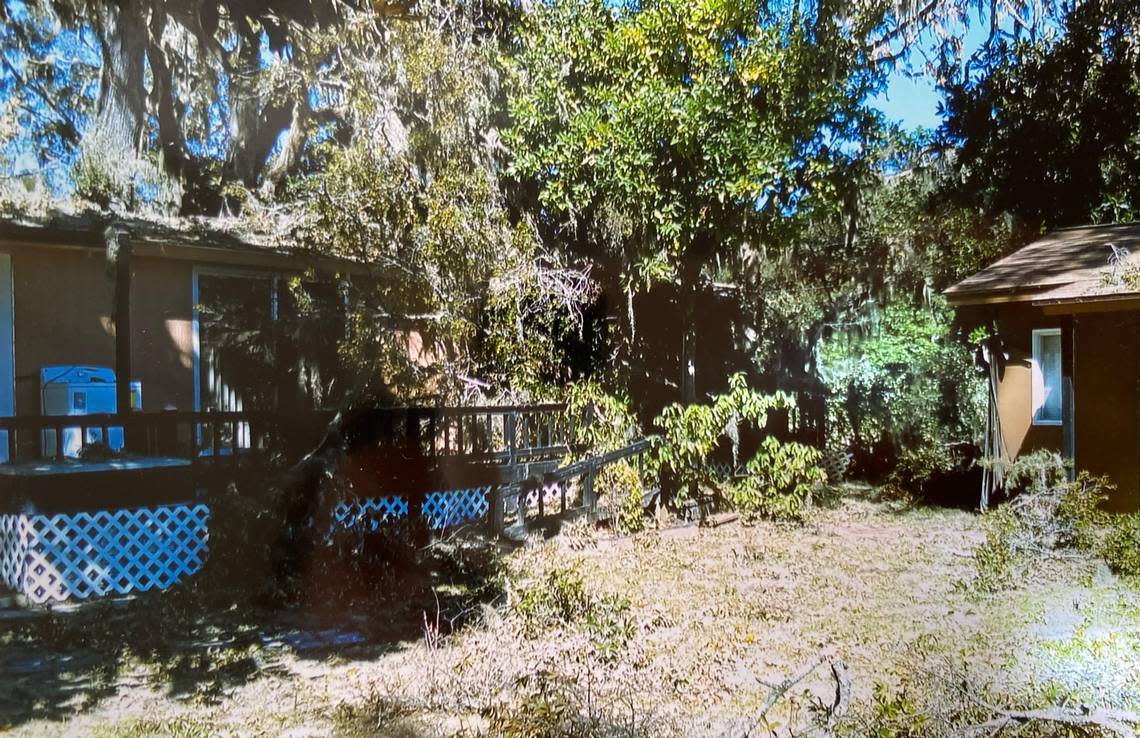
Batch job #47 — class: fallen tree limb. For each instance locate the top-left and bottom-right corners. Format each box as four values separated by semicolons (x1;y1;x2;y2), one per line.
737;654;850;738
963;707;1140;738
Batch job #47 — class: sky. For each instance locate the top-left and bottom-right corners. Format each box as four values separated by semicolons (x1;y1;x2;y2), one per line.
872;19;997;132
876;71;943;132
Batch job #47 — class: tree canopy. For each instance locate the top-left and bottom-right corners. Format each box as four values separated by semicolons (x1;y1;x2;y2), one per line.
506;0;891;399
940;0;1140;228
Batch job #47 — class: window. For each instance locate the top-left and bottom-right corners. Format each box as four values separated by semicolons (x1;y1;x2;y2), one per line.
1031;328;1062;425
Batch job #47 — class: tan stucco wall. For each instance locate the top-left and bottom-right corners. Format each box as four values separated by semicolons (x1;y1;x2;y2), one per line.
991;305;1063;460
3;247;194;414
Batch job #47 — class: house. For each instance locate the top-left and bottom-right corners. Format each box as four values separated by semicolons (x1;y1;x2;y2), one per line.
0;211;386;460
946;222;1140;511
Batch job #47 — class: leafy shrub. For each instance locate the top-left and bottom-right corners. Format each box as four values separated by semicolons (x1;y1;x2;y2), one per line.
1102;513;1140;577
564;380;640;455
886;443;977;501
598;460;647;534
820;299;986;492
651;372;790;503
729;437;825;523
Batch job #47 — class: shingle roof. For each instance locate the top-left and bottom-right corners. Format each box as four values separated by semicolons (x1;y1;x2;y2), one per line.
944;223;1140;305
0;210;276;252
0;209;373;274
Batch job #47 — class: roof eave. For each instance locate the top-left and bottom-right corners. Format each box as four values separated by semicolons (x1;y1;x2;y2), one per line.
943;287;1055;307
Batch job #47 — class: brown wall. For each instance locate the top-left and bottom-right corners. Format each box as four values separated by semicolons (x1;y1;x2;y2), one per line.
3;247;194;414
130;256;195;411
1073;312;1140;511
971;302;1140;511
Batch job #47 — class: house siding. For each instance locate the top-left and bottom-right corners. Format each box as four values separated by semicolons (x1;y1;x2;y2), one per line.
3;246;194;415
131;256;195;411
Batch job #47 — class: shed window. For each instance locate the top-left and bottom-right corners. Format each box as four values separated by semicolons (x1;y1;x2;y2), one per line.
1031;328;1062;425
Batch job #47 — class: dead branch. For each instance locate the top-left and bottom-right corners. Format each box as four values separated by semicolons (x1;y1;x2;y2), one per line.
914;655;1140;738
736;654;845;738
962;707;1140;737
825;658;852;730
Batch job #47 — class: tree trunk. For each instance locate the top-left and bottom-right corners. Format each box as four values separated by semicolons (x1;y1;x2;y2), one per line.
89;1;148;161
680;270;698;405
146;9;189;181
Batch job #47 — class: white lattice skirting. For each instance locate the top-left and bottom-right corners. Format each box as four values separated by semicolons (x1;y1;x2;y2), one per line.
333;486;493;530
0;504;210;605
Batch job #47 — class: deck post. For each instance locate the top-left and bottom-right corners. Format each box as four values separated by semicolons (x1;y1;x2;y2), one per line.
583;465;597;516
1061;316;1076;480
490;484;505;536
106;226;133;445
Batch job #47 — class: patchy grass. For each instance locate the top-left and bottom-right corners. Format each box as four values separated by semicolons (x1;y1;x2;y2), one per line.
6;486;1140;737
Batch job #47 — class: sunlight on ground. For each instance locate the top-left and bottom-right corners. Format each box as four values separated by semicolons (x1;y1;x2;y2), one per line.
5;489;1140;737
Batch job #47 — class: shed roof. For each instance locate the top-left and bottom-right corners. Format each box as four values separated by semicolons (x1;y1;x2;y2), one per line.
944;223;1140;306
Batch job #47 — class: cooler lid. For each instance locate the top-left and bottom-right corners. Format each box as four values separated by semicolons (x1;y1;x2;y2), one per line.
40;365;117;386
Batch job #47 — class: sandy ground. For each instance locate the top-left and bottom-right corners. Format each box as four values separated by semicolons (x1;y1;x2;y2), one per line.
4;490;1140;737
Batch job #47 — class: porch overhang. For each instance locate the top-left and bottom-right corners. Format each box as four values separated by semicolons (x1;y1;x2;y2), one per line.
0;215;378;277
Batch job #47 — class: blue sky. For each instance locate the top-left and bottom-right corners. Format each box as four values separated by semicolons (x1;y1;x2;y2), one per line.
876;70;943;131
872;18;1001;131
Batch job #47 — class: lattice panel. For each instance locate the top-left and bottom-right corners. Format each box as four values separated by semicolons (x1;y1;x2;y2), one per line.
423;487;491;528
0;514;28;593
710;462;742;480
524;480;568;512
334;487;492;531
332;496;409;529
0;504;210;605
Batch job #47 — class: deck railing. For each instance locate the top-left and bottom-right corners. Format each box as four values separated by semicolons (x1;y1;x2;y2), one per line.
0;403;581;467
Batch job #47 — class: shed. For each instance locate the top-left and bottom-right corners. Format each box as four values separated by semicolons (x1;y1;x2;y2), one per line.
946;222;1140;510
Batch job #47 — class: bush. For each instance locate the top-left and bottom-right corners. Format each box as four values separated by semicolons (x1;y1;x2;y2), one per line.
564;380;640;455
820;299;986;491
651;372;790;503
597;460;647;534
729;437;825;523
1102;513;1140;577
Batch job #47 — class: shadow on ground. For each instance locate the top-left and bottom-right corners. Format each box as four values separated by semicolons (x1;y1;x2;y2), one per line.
0;534;506;731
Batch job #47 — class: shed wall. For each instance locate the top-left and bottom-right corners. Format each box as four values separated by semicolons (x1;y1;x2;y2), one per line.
1073;312;1140;511
991;306;1063;460
981;303;1140;510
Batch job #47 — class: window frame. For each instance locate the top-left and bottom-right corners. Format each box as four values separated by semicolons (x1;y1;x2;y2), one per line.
1031;327;1063;427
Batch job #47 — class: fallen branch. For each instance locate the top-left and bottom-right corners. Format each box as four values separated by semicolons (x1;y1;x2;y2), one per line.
911;656;1140;738
736;654;845;738
963;707;1140;738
